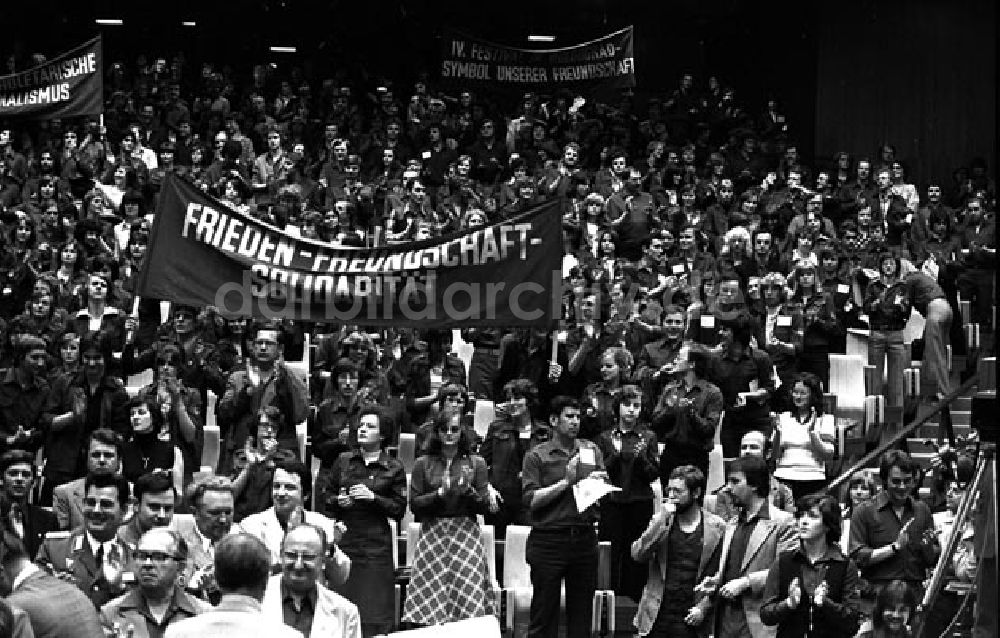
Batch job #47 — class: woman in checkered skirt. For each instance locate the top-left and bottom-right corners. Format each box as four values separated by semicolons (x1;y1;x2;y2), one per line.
401;412;498;626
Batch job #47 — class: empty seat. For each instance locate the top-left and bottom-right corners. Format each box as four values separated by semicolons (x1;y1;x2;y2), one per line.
473;400;495;439
202;425;221;471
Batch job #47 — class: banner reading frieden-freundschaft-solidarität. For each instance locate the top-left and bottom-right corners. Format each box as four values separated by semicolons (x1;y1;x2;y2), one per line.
0;36;103;119
440;26;635;91
135;174;564;327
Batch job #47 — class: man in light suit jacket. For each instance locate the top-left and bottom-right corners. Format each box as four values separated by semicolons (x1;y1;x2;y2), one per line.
52;429;124;530
1;528;105;638
36;474;133;608
631;465;727;637
701;455;796;638
261;524;361;637
165;533;302;638
238;460;350;586
172;476;244;601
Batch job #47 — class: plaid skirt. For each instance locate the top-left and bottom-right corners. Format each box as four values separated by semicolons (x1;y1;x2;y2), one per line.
401;515;496;625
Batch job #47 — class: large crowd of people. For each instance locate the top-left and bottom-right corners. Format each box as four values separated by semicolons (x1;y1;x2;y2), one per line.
0;45;995;638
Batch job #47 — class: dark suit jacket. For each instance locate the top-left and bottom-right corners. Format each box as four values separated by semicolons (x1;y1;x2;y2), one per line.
631;509;727;636
7;569;105;637
16;503;58;558
35;529;133;608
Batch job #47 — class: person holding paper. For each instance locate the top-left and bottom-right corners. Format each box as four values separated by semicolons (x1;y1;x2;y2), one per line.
594;385;659;603
701;314;775;458
521;396;607;638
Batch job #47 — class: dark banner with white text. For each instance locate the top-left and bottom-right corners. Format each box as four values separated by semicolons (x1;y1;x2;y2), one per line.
439;27;635;92
0;36;103;119
136;174;564;327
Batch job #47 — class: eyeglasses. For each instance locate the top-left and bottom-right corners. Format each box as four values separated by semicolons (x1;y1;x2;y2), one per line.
438;425;462;435
83;497;118;508
282;551;320;565
135;550;179;563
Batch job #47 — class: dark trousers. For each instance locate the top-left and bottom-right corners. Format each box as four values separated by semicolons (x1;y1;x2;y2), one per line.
783;478;829;502
599;499;654;603
526;527;598;638
659;445;710;490
957;267;995;327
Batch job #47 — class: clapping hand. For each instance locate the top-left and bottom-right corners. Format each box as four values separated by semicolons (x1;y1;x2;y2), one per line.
786;577;802;608
348;484;375;502
719;577;749;599
684;606;705;626
813;581;829;607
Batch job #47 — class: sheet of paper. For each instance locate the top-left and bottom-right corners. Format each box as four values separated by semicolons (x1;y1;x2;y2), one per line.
573;478;620;511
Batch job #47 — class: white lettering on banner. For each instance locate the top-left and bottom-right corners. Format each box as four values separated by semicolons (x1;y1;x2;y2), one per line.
0;83;71;107
0;52;98;91
494;66;548;83
440;61;492;80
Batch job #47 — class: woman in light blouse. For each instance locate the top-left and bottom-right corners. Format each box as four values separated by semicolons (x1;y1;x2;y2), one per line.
773;372;835;500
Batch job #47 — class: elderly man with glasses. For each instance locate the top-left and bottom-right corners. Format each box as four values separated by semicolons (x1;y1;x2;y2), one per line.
100;528;211;637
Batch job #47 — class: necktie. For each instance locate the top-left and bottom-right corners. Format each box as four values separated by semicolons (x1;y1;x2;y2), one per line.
10;505;24;539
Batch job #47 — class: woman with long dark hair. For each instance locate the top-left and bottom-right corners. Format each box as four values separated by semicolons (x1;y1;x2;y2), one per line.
772;373;835;501
401;411;497;627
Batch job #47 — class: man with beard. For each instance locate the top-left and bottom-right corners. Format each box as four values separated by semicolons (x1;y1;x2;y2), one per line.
0;450;58;557
100;528;210;636
37;474;133;607
631;465;727;637
50;429;125;530
751;230;783;274
702;455;796;638
2;527;105;637
117;471;176;550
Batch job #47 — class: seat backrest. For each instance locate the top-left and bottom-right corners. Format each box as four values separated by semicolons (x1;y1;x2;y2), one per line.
830;354;866;411
473;400;495;439
707;444;726;493
388;519;399;569
480;523;498;587
502;525;532;589
202;425;221;471
405;521;421;568
398;434;417;475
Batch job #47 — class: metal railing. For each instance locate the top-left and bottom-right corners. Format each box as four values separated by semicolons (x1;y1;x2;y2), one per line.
826;373;980;494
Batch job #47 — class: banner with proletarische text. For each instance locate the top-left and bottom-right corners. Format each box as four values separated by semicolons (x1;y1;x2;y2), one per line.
0;36;103;119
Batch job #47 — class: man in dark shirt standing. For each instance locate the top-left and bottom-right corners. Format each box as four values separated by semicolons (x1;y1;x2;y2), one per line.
704;315;775;459
849;450;939;596
704;455;795;638
521;396;607;638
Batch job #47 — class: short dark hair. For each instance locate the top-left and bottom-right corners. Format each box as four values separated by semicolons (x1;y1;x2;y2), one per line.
731;455;770;498
669;465;707;504
794;493;842;546
548;395;580;420
214;533;271;595
87;428;124;457
879;449;918;484
615;384;643;416
355;405;393;444
273;458;311;503
0;450;35;476
84;473;130;509
134;471;176;504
